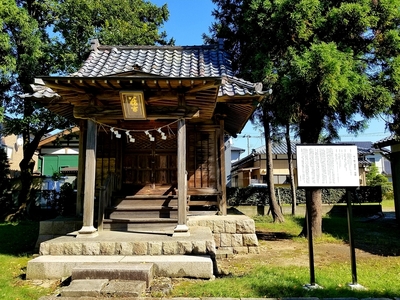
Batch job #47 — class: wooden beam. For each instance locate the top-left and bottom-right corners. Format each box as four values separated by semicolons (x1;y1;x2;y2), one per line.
74;106;123;119
43;81;87;94
186;81;220;94
73;105;200;119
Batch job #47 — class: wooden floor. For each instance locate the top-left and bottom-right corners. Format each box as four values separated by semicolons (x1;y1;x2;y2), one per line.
121;184;177;196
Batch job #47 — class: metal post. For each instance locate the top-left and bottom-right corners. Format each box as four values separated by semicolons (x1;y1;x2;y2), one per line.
347;188;357;285
305;189;316;285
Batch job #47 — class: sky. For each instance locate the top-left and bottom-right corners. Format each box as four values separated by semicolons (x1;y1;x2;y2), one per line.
152;0;392;156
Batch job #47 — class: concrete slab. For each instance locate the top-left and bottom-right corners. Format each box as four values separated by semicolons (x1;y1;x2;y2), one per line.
26;255;122;280
101;280;146;297
60;279;108;297
72;263;154;287
121;255;214;279
27;254;214;280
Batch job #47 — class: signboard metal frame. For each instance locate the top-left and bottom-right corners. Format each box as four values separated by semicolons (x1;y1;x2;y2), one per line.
296;144;361;289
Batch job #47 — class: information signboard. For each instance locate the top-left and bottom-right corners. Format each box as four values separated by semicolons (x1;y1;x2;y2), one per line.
296;144;359;188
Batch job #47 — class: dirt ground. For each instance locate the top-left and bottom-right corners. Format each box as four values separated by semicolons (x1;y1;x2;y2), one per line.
214;213;399;276
215;238;372;277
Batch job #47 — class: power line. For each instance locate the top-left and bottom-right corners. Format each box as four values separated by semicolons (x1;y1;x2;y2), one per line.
235;132;388;139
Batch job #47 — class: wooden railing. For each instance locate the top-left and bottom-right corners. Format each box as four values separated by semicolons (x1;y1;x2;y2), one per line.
97;173;119;231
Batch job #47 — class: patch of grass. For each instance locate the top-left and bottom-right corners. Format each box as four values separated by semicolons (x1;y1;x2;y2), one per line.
172;260;400;298
0;221;39;255
381;198;395;211
254;214;303;236
172;214;400;298
0;221;54;299
2;212;400;299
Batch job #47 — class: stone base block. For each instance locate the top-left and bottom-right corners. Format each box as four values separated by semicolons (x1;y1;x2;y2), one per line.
27;255;213;280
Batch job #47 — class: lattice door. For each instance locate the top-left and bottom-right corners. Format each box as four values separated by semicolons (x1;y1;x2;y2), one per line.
123;133;176;185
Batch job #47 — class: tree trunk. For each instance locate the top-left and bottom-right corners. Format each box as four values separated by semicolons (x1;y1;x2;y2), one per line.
285;123;297;215
264;119;284;223
309;188;322;236
299;114;324;237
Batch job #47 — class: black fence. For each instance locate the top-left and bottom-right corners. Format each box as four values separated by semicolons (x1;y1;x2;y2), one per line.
227;186;382;206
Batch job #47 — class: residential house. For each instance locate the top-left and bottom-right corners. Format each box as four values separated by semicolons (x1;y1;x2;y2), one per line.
230;146;245;163
230;141;385;188
0;118;39;177
357;141;392;182
37;127;80;190
374;135;400;222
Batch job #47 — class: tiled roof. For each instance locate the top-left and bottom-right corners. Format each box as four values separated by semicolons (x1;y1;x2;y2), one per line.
336;141;374;149
20;82;59;100
72;45;234;78
22;45;264;100
21;42;265;135
72;43;263;98
255;142;298;155
374;134;400;147
231;146;245;152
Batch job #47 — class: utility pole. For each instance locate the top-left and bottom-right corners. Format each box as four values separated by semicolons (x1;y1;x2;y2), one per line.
245;135;250;154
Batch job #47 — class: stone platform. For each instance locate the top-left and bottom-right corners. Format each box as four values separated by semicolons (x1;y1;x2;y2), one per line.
37;225;215;256
28;215;259;281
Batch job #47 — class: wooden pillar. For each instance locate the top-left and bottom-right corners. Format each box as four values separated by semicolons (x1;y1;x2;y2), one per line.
76;120;86;216
77;119;98;237
173;118;189;236
390;147;400;223
219;119;227;215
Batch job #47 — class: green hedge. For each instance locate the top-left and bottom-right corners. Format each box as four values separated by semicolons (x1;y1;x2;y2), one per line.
226;186;382;206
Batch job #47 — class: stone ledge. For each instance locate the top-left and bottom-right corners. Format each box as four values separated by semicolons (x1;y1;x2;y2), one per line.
39;239;213;256
188;215;259;254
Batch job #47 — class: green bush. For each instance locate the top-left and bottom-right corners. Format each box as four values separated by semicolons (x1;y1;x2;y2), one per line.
227;186;382;206
40;183;76;217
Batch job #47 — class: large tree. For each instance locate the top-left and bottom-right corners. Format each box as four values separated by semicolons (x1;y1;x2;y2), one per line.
0;0;172;220
208;0;400;236
250;103;285;223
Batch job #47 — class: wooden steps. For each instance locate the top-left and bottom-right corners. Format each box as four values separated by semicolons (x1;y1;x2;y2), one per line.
103;195;180;230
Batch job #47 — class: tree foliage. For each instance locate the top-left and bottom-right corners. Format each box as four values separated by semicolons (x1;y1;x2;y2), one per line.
0;0;172;219
208;0;400;236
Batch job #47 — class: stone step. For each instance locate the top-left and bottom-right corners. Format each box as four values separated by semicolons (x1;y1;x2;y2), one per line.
108;208;178;219
60;279;146;298
103;217;177;223
107;198;179;219
27;255;214;280
115;198;179;206
121;194;178;199
102;218;177;231
39;277;174;300
71;262;154;287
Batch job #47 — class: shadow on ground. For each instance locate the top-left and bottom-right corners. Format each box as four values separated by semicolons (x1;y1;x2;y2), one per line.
289;210;400;256
256;231;294;241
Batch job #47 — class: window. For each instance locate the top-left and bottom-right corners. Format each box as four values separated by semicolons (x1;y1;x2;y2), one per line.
274;175;290;184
